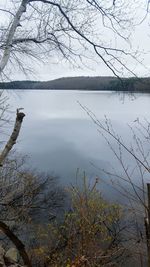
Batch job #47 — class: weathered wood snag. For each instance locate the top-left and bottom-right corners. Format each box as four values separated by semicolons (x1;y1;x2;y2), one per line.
0;108;32;266
0;108;25;166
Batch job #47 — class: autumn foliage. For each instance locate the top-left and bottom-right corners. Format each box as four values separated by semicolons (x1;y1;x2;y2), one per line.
31;175;125;267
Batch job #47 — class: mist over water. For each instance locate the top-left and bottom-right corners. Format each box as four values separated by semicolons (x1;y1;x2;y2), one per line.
6;90;150;203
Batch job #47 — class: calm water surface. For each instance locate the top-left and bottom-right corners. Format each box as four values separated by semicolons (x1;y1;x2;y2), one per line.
6;90;150;202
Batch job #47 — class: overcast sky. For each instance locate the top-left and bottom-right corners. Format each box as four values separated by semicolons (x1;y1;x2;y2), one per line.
1;0;150;81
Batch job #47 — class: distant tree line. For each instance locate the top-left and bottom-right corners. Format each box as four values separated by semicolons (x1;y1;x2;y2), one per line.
0;77;150;92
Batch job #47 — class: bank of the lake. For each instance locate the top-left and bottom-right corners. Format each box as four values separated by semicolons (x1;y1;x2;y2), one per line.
1;76;150;92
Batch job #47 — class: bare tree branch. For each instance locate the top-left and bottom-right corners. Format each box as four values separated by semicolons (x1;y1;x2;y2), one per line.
0;0;144;78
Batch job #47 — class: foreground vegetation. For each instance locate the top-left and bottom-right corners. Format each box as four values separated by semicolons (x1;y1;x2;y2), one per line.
0;157;136;266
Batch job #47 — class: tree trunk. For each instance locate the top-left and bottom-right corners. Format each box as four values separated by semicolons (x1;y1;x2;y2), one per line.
0;221;32;267
0;0;29;74
0;109;25;166
145;183;150;267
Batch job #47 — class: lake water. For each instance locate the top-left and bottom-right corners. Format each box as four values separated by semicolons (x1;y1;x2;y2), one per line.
4;90;150;203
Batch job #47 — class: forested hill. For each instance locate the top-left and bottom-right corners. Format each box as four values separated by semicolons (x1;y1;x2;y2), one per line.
1;76;150;92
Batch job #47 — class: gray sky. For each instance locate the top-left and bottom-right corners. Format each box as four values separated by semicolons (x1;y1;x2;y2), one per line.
1;0;150;81
25;20;150;81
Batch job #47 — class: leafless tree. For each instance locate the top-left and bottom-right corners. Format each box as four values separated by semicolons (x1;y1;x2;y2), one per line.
0;108;65;267
0;0;147;79
79;102;150;266
0;107;31;266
